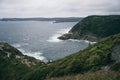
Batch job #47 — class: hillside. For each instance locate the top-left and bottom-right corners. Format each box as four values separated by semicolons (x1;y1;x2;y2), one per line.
0;42;45;80
24;33;120;80
0;18;120;79
0;33;120;80
58;15;120;41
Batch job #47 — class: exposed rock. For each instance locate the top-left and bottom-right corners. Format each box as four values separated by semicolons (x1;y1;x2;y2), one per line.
16;55;21;59
6;52;11;58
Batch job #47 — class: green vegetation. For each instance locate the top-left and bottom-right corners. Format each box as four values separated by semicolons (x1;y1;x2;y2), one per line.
0;32;120;80
48;71;120;80
0;15;120;80
58;15;120;41
0;42;45;80
23;33;120;80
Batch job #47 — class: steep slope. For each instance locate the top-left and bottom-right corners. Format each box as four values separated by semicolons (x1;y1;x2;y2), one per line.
25;33;120;80
58;15;120;41
0;33;120;80
0;42;45;80
1;15;120;80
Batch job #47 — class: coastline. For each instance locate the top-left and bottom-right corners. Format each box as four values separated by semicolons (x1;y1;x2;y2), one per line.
58;33;98;42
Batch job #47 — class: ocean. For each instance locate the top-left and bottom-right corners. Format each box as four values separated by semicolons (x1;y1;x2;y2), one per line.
0;21;89;62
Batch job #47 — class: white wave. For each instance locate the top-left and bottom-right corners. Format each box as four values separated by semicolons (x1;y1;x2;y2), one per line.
68;39;96;44
12;43;21;48
84;40;96;44
18;48;48;62
12;43;29;48
47;34;62;42
68;39;82;42
47;28;71;43
57;28;71;34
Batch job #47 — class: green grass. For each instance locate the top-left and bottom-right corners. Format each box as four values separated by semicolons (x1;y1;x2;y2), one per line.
0;42;45;80
0;33;120;80
24;33;120;80
0;16;120;80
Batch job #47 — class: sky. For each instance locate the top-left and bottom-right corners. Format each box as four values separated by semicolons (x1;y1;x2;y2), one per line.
0;0;120;18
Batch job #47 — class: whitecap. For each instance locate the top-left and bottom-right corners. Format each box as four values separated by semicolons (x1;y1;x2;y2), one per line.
47;28;71;43
68;39;96;44
68;39;82;42
83;40;96;44
12;43;21;48
57;28;71;34
18;48;48;62
47;34;62;42
12;43;29;48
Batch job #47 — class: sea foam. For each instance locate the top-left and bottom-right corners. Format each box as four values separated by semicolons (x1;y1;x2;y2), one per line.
68;39;96;44
12;43;29;48
18;48;48;62
47;28;71;43
12;43;48;62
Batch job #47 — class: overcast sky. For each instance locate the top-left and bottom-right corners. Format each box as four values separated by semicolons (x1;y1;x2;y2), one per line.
0;0;120;18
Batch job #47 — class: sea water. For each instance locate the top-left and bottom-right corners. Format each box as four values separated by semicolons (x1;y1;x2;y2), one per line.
0;21;89;62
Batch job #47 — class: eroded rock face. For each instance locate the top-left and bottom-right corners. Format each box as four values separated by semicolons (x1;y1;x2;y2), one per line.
112;44;120;62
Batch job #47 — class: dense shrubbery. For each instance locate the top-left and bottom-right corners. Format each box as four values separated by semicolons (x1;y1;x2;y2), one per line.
59;15;120;41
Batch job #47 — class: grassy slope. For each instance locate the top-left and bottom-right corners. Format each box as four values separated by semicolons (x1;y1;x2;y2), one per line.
59;15;120;41
0;42;45;80
0;15;120;80
0;33;120;80
24;33;120;80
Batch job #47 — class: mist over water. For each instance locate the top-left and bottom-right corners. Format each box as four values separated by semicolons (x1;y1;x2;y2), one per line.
0;21;89;62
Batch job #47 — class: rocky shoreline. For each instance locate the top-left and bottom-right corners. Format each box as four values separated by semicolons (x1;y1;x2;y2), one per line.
58;15;120;42
58;33;98;42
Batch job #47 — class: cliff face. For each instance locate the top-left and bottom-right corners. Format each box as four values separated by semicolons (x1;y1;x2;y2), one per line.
58;15;120;42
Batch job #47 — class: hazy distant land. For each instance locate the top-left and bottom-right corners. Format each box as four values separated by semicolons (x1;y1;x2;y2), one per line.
0;17;83;23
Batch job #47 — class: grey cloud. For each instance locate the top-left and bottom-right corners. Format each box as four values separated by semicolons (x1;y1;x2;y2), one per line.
0;0;120;18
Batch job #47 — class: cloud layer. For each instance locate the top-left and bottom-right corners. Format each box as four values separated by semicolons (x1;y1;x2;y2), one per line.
0;0;120;18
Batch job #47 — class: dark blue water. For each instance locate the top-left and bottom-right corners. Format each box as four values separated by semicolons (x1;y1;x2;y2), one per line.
0;21;89;62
